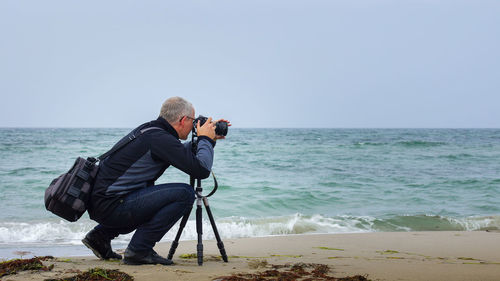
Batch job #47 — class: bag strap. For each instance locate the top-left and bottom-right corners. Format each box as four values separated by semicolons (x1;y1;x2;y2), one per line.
94;126;163;162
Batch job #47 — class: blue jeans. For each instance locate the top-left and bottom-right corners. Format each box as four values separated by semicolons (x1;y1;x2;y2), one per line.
93;183;195;252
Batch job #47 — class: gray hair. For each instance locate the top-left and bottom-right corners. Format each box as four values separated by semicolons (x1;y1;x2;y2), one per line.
159;97;194;124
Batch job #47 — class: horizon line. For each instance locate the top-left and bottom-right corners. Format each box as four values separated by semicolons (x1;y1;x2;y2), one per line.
1;126;499;130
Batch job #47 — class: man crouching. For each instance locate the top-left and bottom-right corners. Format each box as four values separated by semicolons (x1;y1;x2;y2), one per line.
82;97;228;265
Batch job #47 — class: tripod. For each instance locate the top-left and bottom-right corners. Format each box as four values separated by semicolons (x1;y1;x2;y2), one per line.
167;129;228;266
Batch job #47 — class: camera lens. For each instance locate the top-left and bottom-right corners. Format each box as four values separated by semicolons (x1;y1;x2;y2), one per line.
193;116;228;137
215;121;228;136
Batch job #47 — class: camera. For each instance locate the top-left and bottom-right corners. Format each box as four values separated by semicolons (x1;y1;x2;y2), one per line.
193;115;228;137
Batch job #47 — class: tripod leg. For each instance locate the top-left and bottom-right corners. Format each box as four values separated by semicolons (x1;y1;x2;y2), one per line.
196;197;203;266
202;197;228;262
167;206;192;260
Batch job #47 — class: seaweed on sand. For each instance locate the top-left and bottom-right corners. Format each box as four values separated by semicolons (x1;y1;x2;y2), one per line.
45;267;134;281
0;256;54;277
213;262;370;281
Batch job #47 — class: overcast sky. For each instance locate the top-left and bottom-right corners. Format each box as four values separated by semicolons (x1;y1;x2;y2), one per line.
0;1;499;128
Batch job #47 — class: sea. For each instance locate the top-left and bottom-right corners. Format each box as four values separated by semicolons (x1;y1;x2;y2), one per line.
0;128;499;259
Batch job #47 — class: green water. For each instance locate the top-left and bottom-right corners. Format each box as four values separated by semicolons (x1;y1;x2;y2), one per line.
0;128;499;257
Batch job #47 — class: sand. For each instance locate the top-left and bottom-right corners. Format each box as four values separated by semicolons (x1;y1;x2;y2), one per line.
3;231;500;281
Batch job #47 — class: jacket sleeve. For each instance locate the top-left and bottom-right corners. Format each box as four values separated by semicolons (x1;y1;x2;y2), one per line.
150;133;215;179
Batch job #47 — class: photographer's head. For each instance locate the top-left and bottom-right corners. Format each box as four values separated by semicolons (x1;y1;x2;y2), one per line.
160;97;195;140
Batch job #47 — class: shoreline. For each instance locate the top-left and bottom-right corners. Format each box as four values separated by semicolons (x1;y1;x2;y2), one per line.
3;231;500;281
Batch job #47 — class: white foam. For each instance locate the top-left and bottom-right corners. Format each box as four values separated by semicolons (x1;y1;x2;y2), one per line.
1;214;498;247
446;215;500;231
158;213;372;242
0;220;93;245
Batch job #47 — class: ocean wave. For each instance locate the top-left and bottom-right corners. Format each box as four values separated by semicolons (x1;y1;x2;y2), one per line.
6;167;40;176
372;214;500;232
0;214;498;247
395;141;447;147
349;140;447;148
352;142;387;146
446;215;500;231
0;214;372;246
438;153;474;160
0;221;94;245
212;214;372;237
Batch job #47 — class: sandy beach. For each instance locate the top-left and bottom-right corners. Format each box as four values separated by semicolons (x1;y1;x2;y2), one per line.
3;231;500;281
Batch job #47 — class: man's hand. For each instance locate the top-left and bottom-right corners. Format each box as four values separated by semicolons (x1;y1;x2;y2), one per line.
196;117;216;140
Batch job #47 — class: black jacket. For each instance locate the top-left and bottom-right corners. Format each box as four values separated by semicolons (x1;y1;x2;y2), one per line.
88;117;215;222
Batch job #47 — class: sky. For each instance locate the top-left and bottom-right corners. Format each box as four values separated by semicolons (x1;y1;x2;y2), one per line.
0;0;499;128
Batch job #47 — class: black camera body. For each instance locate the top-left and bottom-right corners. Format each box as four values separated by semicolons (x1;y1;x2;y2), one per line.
193;115;228;137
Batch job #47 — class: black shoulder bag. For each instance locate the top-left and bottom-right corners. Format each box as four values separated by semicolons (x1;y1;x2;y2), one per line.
44;127;162;222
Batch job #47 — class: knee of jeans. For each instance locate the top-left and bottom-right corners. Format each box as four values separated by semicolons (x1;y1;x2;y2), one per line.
180;183;195;204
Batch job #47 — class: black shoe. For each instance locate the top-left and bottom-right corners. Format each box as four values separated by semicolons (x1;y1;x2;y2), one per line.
82;229;122;260
123;248;174;265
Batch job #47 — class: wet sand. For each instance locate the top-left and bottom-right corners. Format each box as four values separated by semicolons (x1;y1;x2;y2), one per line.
4;231;500;281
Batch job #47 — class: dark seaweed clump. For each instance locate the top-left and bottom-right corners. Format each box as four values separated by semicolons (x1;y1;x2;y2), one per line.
45;267;134;281
0;256;54;277
214;262;370;281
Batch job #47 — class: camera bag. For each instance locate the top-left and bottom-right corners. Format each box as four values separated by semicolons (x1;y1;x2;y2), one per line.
44;126;162;222
45;157;98;222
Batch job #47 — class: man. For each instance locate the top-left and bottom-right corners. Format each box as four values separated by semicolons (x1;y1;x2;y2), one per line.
82;97;228;265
